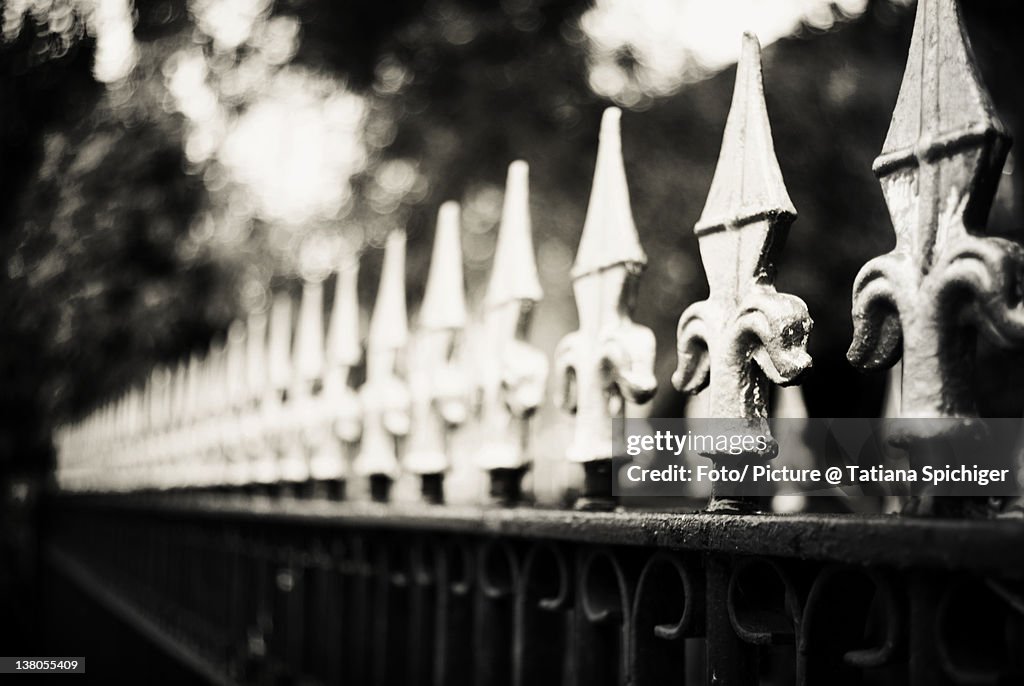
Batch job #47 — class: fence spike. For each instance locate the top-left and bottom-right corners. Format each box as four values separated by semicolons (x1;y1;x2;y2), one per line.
697;33;795;236
355;231;411;501
256;294;294;487
847;0;1024;514
419;201;467;330
406;202;470;503
223;321;247;486
293;278;326;389
479;161;548;503
279;278;327;488
268;293;294;396
312;253;362;492
243;310;275;488
570;107;647;278
486;160;543;306
555;107;657;509
325;253;362;371
672;33;812;512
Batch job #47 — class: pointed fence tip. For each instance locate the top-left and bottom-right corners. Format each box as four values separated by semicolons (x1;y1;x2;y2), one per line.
420;201;467;331
326;255;361;368
293;279;325;384
571;107;646;279
368;231;409;350
695;31;795;235
486;160;543;307
875;0;1006;176
267;292;294;390
600;106;622;139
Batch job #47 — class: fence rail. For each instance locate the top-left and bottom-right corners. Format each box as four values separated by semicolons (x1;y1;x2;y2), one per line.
43;0;1024;683
46;494;1024;685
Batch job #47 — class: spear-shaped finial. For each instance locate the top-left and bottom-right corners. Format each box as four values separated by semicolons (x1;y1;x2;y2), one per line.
486;160;542;307
848;0;1024;517
312;252;362;497
267;293;294;398
368;232;409;352
240;310;269;490
479;161;548;503
570;107;647;278
255;294;292;489
697;33;795;237
419;201;467;330
673;33;812;512
223;320;249;487
293;278;326;390
555;107;657;509
874;0;1006;184
325;254;362;373
280;279;326;490
406;202;471;503
355;232;411;501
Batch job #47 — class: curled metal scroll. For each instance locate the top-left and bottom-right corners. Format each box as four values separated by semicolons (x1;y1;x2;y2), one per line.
936;577;1024;684
476;541;520;686
579;548;634;686
434;539;475;686
631;552;704;685
800;565;905;685
727;557;804;646
514;543;572;686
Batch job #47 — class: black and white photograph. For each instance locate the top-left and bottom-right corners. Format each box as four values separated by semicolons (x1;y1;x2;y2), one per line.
3;0;1024;683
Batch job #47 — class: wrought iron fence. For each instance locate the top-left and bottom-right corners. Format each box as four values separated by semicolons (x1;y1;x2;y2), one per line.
45;0;1024;683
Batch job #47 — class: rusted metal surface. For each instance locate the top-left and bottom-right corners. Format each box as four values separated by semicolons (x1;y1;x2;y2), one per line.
672;34;812;511
848;0;1024;513
554;107;657;507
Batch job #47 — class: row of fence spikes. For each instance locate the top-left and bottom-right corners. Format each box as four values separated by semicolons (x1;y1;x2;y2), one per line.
48;34;818;507
54;155;549;501
58;0;1023;515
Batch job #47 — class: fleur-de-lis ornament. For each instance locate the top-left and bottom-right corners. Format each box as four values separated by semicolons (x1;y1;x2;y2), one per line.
310;253;362;499
405;202;470;504
847;0;1024;514
479;161;547;504
672;33;812;513
555;107;658;510
354;231;412;502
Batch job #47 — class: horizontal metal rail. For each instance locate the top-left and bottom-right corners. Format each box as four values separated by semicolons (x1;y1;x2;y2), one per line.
51;494;1024;573
47;495;1024;685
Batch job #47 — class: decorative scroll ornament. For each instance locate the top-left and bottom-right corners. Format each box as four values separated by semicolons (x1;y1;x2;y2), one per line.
847;0;1024;505
406;202;470;503
478;161;548;502
672;33;812;509
310;253;362;489
354;231;412;500
555;107;657;506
